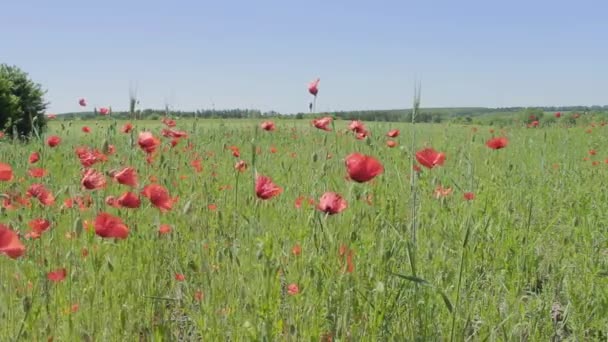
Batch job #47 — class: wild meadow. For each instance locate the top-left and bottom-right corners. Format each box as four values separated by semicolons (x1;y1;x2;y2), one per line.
1;114;608;341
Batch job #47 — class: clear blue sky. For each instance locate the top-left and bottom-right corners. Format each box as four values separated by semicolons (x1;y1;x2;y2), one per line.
2;0;607;114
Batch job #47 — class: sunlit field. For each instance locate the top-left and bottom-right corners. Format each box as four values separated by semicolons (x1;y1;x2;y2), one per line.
1;116;608;340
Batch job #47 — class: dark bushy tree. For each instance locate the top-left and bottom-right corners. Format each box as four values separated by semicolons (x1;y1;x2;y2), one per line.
0;64;48;139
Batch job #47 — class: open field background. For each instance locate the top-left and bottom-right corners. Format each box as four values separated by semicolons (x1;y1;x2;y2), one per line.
1;117;608;340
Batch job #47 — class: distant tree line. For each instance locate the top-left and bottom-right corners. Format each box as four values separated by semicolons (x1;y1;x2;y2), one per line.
56;105;608;126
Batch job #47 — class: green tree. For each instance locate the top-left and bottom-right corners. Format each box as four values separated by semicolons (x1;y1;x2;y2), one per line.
0;64;48;139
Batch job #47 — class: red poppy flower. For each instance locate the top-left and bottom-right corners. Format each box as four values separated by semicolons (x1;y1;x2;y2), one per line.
26;184;55;206
463;192;475;201
291;244;302;256
78;98;87;107
386;140;397;148
415;148;446;169
28;168;47;178
29;152;40;164
142;184;174;212
191;159;203;173
29;218;51;234
228;146;240;158
345;153;384;183
75;147;107;168
162;117;176;127
0;224;25;259
94;212;129;239
233;160;246;172
105;196;120;208
138;132;161;154
317;192;347;215
355;130;370;140
99;107;110;115
434;185;452;199
112;167;138;187
158;224;172;235
486;137;509;150
81;169;106;190
47;268;67;283
255;175;282;200
47;135;61;147
175;273;186;281
387;129;400;138
82;126;91;133
308;78;320;96
117;192;141;208
121;123;133;133
312;117;332;131
348;120;366;133
589;149;597;156
0;163;13;181
294;196;315;209
260;121;276;131
555;112;561;118
287;283;300;296
161;128;188;138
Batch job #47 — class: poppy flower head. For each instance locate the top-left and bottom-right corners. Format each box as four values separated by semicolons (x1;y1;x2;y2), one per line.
142;184;174;212
47;268;67;283
117;192;141;208
0;163;13;181
161;128;188;139
78;98;87;107
94;212;129;239
434;185;453;199
162;117;176;127
29;152;40;164
287;283;300;296
387;129;400;138
47;136;61;147
312;116;332;131
555;112;561;118
112;167;138;187
317;192;348;215
255;175;282;200
415;148;446;169
138;132;161;154
121;123;133;133
234;160;247;172
463;192;475;201
348;120;366;134
0;224;26;259
82;126;91;133
81;169;106;190
260;121;276;131
486;137;509;150
158;224;172;235
26;184;55;206
99;107;110;115
308;78;320;96
344;153;384;183
386;140;397;148
29;218;51;234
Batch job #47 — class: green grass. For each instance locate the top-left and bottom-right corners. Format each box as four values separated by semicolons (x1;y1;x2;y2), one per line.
1;117;607;340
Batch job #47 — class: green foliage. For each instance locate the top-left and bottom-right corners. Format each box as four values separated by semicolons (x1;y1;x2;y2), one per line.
0;64;48;139
521;107;545;124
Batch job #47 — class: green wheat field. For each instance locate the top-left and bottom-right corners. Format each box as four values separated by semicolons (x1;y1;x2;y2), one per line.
1;117;607;341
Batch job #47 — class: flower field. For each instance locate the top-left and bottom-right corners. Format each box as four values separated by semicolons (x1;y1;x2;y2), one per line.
1;117;607;340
